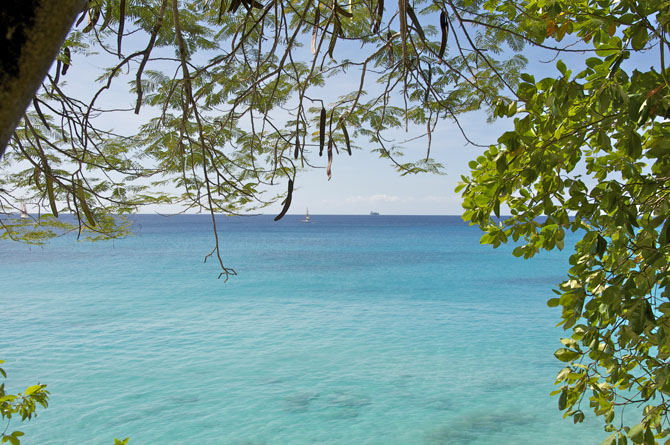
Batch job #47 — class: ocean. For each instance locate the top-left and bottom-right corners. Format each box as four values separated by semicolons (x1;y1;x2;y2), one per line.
1;214;605;444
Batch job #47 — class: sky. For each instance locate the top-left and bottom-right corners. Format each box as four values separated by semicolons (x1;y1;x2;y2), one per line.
11;8;660;216
280;108;507;215
277;42;659;216
39;15;514;217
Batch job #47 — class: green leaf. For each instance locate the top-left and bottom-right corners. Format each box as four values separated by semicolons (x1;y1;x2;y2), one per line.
520;73;535;83
554;348;580;362
547;298;560;307
556;60;568;76
660;218;670;246
24;385;41;396
602;432;617;445
630;24;649;50
558;387;567;410
628;423;645;442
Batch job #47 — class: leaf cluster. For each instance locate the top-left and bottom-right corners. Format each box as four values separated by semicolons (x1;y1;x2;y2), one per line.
0;361;48;445
1;0;552;277
460;0;670;441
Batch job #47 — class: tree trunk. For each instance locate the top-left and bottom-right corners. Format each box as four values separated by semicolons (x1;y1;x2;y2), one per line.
0;0;86;158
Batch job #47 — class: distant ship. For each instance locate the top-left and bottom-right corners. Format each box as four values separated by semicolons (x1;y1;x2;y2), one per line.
369;211;380;216
20;202;29;219
302;208;311;223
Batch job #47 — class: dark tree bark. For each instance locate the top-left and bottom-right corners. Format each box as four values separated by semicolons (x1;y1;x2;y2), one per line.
0;0;86;158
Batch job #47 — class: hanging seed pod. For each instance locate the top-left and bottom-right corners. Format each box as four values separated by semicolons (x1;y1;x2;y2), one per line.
100;1;113;32
373;0;383;33
77;180;97;227
311;6;320;55
229;0;242;13
341;122;352;156
398;0;407;66
33;167;42;191
274;179;294;221
61;47;71;76
32;98;50;130
386;31;394;65
328;18;341;59
438;10;448;59
327;138;333;180
405;1;425;42
294;133;300;160
75;7;88;27
45;173;58;217
118;0;126;57
319;107;326;156
54;59;62;86
334;2;353;18
82;5;101;33
424;64;431;103
65;190;72;213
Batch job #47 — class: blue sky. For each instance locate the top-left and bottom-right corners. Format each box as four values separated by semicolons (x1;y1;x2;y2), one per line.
16;13;660;217
49;31;514;216
274;108;508;215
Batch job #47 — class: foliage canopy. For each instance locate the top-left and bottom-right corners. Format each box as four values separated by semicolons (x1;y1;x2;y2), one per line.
0;361;49;445
459;0;670;443
1;0;540;278
2;0;670;443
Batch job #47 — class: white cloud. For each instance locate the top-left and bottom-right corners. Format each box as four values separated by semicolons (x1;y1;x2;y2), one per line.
312;193;463;214
336;194;455;205
370;194;402;203
420;195;459;203
342;194;405;204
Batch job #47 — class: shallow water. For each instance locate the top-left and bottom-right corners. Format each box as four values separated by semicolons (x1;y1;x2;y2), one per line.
2;215;604;444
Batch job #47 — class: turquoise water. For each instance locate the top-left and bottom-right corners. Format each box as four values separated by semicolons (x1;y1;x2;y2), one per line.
2;215;605;444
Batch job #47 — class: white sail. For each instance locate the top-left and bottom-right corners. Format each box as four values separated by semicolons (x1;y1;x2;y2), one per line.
20;202;29;219
303;208;310;223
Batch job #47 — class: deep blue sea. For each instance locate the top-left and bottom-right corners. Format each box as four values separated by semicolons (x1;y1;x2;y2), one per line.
2;215;605;444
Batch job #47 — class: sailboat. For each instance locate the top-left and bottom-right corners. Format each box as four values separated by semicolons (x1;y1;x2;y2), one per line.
302;208;311;223
20;202;29;219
